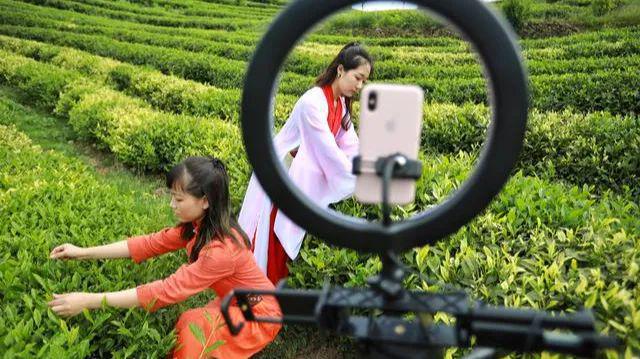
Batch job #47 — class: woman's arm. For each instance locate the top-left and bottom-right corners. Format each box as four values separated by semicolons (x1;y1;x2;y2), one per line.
50;227;187;263
48;242;234;317
336;124;359;160
47;289;139;317
299;98;356;194
137;242;234;312
87;288;139;309
83;240;131;259
50;240;130;260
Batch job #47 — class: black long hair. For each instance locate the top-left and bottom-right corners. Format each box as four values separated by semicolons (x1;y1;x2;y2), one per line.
315;42;374;131
166;156;251;263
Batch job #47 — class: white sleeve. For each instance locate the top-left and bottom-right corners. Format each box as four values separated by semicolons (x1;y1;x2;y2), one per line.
299;98;355;194
336;121;359;161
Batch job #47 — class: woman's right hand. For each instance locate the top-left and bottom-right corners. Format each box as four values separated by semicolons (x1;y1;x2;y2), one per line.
50;244;87;260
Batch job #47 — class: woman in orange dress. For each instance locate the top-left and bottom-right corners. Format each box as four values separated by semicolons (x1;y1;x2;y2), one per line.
48;156;281;358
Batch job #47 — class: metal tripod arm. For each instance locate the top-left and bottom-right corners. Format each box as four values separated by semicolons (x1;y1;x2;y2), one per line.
220;285;620;357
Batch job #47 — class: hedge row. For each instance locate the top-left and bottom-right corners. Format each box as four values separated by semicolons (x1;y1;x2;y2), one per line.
2;48;638;203
304;24;640;49
0;50;251;209
3;41;636;198
197;0;284;8
2;8;639;82
175;0;281;14
421;103;640;193
0;24;318;96
398;68;640;115
18;0;639;52
5;1;639;61
0;49;80;111
0;35;246;121
3;23;638;115
0;35;298;128
19;0;265;31
106;65;298;127
0;35;631;138
70;0;274;20
0;0;262;46
0;24;245;86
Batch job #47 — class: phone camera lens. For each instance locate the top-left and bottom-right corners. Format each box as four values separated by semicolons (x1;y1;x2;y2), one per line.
368;91;377;111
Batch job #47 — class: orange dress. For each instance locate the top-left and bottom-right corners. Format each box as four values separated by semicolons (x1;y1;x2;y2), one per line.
127;224;282;359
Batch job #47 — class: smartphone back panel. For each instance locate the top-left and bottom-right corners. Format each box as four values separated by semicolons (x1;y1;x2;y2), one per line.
355;84;424;204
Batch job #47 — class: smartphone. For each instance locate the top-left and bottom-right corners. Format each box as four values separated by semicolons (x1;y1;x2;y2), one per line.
354;84;424;205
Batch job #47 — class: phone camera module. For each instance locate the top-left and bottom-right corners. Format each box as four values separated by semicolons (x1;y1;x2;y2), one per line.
368;91;377;111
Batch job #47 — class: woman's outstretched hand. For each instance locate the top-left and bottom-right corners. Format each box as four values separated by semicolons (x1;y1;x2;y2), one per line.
47;293;94;317
50;243;86;260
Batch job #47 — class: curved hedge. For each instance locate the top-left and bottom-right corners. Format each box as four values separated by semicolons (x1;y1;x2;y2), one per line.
0;24;317;96
19;0;264;31
1;49;637;196
12;23;635;116
0;35;300;125
0;51;251;211
421;103;640;193
401;69;640;115
2;10;638;84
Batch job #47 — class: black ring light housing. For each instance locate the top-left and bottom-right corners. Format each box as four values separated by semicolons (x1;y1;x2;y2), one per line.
240;0;529;254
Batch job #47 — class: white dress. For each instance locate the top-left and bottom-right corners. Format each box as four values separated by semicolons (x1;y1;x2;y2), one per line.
238;86;360;272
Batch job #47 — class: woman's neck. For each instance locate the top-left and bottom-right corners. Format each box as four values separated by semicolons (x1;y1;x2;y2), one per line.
330;81;341;101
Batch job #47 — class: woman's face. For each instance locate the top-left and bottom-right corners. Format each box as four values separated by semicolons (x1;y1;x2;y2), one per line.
169;187;208;224
337;62;371;98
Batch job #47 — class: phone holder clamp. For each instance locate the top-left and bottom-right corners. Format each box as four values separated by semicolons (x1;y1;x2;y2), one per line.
352;153;422;180
352;153;422;226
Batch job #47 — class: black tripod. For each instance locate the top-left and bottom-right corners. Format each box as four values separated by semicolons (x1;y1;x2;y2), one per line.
221;154;619;358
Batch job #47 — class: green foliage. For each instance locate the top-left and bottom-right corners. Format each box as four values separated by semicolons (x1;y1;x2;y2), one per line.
291;151;640;351
320;9;440;36
593;0;615;15
420;103;640;194
18;0;262;31
0;122;181;357
0;50;79;111
502;0;533;31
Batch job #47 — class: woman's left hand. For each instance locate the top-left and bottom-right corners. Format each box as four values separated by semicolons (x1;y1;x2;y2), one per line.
47;292;94;317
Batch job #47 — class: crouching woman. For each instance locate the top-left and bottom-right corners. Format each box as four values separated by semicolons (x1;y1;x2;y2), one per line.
48;156;281;358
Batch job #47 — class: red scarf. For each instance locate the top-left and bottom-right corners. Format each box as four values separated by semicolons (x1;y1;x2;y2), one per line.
322;84;343;138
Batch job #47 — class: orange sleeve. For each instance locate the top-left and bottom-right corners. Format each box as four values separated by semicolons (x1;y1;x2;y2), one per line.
127;226;187;264
136;241;234;312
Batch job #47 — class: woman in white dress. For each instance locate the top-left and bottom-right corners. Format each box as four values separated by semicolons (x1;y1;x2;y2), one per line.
238;42;374;284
